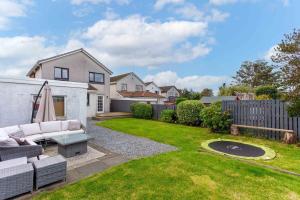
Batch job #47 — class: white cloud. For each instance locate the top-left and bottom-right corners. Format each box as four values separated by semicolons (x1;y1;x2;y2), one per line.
154;0;185;10
74;15;210;67
209;0;238;6
72;7;94;17
281;0;289;6
264;45;277;61
0;0;31;30
104;8;119;19
175;3;204;21
70;0;129;5
144;71;228;92
206;9;230;22
0;36;62;77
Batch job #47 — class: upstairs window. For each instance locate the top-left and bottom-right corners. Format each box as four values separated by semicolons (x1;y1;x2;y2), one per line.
136;85;143;91
54;67;69;81
121;84;127;91
89;72;104;84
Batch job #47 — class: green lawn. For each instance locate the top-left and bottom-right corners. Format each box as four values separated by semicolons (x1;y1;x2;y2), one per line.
35;118;300;200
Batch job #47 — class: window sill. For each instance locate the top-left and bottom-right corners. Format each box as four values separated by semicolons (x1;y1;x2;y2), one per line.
89;82;105;85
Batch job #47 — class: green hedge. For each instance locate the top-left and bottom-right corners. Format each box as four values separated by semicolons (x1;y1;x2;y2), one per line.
200;102;232;132
255;85;279;99
130;103;153;119
160;109;177;123
176;100;204;125
176;97;188;105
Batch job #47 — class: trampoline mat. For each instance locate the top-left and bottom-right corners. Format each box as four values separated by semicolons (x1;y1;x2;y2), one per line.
208;141;265;157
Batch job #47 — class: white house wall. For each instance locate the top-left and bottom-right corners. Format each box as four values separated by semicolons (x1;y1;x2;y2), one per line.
146;83;161;94
115;73;145;92
0;78;88;127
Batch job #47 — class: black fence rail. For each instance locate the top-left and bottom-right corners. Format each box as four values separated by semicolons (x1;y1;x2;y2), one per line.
222;100;300;140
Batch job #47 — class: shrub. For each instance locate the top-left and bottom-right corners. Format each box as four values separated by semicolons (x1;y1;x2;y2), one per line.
176;97;187;105
255;94;272;100
255;85;279;99
287;99;300;117
130;103;152;119
200;103;232;132
160;109;177;123
176;100;204;125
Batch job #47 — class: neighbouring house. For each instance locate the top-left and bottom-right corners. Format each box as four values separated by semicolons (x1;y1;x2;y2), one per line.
159;86;180;103
145;82;161;95
0;77;88;127
26;48;113;118
110;72;165;105
200;96;237;106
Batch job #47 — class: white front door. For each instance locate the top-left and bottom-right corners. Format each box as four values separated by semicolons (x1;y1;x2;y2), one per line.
97;95;104;113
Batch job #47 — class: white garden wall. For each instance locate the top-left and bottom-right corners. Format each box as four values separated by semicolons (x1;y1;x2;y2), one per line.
0;78;88;127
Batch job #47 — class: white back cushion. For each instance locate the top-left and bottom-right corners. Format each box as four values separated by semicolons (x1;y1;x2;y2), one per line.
0;128;9;140
61;121;69;131
40;121;62;133
20;123;42;136
3;125;21;135
68;120;81;131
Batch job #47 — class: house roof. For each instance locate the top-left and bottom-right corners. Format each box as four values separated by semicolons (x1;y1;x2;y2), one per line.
144;82;153;86
159;86;178;93
26;48;113;76
118;91;164;98
200;96;237;104
110;72;145;85
110;73;131;83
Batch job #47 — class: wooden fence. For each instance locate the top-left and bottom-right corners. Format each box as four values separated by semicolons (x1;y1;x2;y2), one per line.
222;100;300;140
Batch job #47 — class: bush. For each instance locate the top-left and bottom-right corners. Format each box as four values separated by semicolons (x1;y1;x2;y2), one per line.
130;103;152;119
200;103;232;132
287;99;300;117
176;97;187;105
255;94;272;100
160;109;177;123
176;100;204;125
255;85;279;99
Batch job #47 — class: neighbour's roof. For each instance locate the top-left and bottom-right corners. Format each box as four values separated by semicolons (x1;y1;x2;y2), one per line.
144;82;153;86
26;48;113;77
118;91;164;98
110;73;131;83
159;86;178;93
200;96;237;104
110;72;145;85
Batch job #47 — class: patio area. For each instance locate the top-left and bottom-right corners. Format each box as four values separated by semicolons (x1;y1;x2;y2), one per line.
16;119;177;199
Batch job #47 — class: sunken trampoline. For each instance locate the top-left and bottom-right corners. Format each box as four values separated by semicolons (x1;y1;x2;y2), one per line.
201;139;276;160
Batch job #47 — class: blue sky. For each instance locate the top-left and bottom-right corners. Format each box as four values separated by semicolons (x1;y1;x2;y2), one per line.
0;0;299;93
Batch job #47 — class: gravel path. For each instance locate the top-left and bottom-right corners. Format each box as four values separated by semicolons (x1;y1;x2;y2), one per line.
87;120;177;159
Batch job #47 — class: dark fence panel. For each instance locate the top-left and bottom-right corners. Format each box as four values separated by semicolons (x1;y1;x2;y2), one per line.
111;100;176;120
222;100;300;140
152;104;176;120
110;100;136;112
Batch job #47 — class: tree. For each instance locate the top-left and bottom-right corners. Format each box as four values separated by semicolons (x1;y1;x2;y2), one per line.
272;29;300;100
233;60;280;87
271;29;300;116
180;88;201;100
218;83;253;96
200;88;213;97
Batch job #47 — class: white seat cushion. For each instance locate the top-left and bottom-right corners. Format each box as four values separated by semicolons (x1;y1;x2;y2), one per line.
25;134;44;142
42;131;70;139
40;121;62;133
61;120;69;131
3;125;21;135
0;138;19;147
20;123;42;136
0;157;27;170
65;129;84;135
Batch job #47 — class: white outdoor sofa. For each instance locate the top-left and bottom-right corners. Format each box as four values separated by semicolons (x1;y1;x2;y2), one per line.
2;120;85;143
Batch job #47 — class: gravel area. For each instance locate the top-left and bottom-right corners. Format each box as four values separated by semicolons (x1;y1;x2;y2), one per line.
87;120;177;159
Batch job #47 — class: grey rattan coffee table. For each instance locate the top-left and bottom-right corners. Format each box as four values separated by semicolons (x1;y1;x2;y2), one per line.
51;134;92;158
